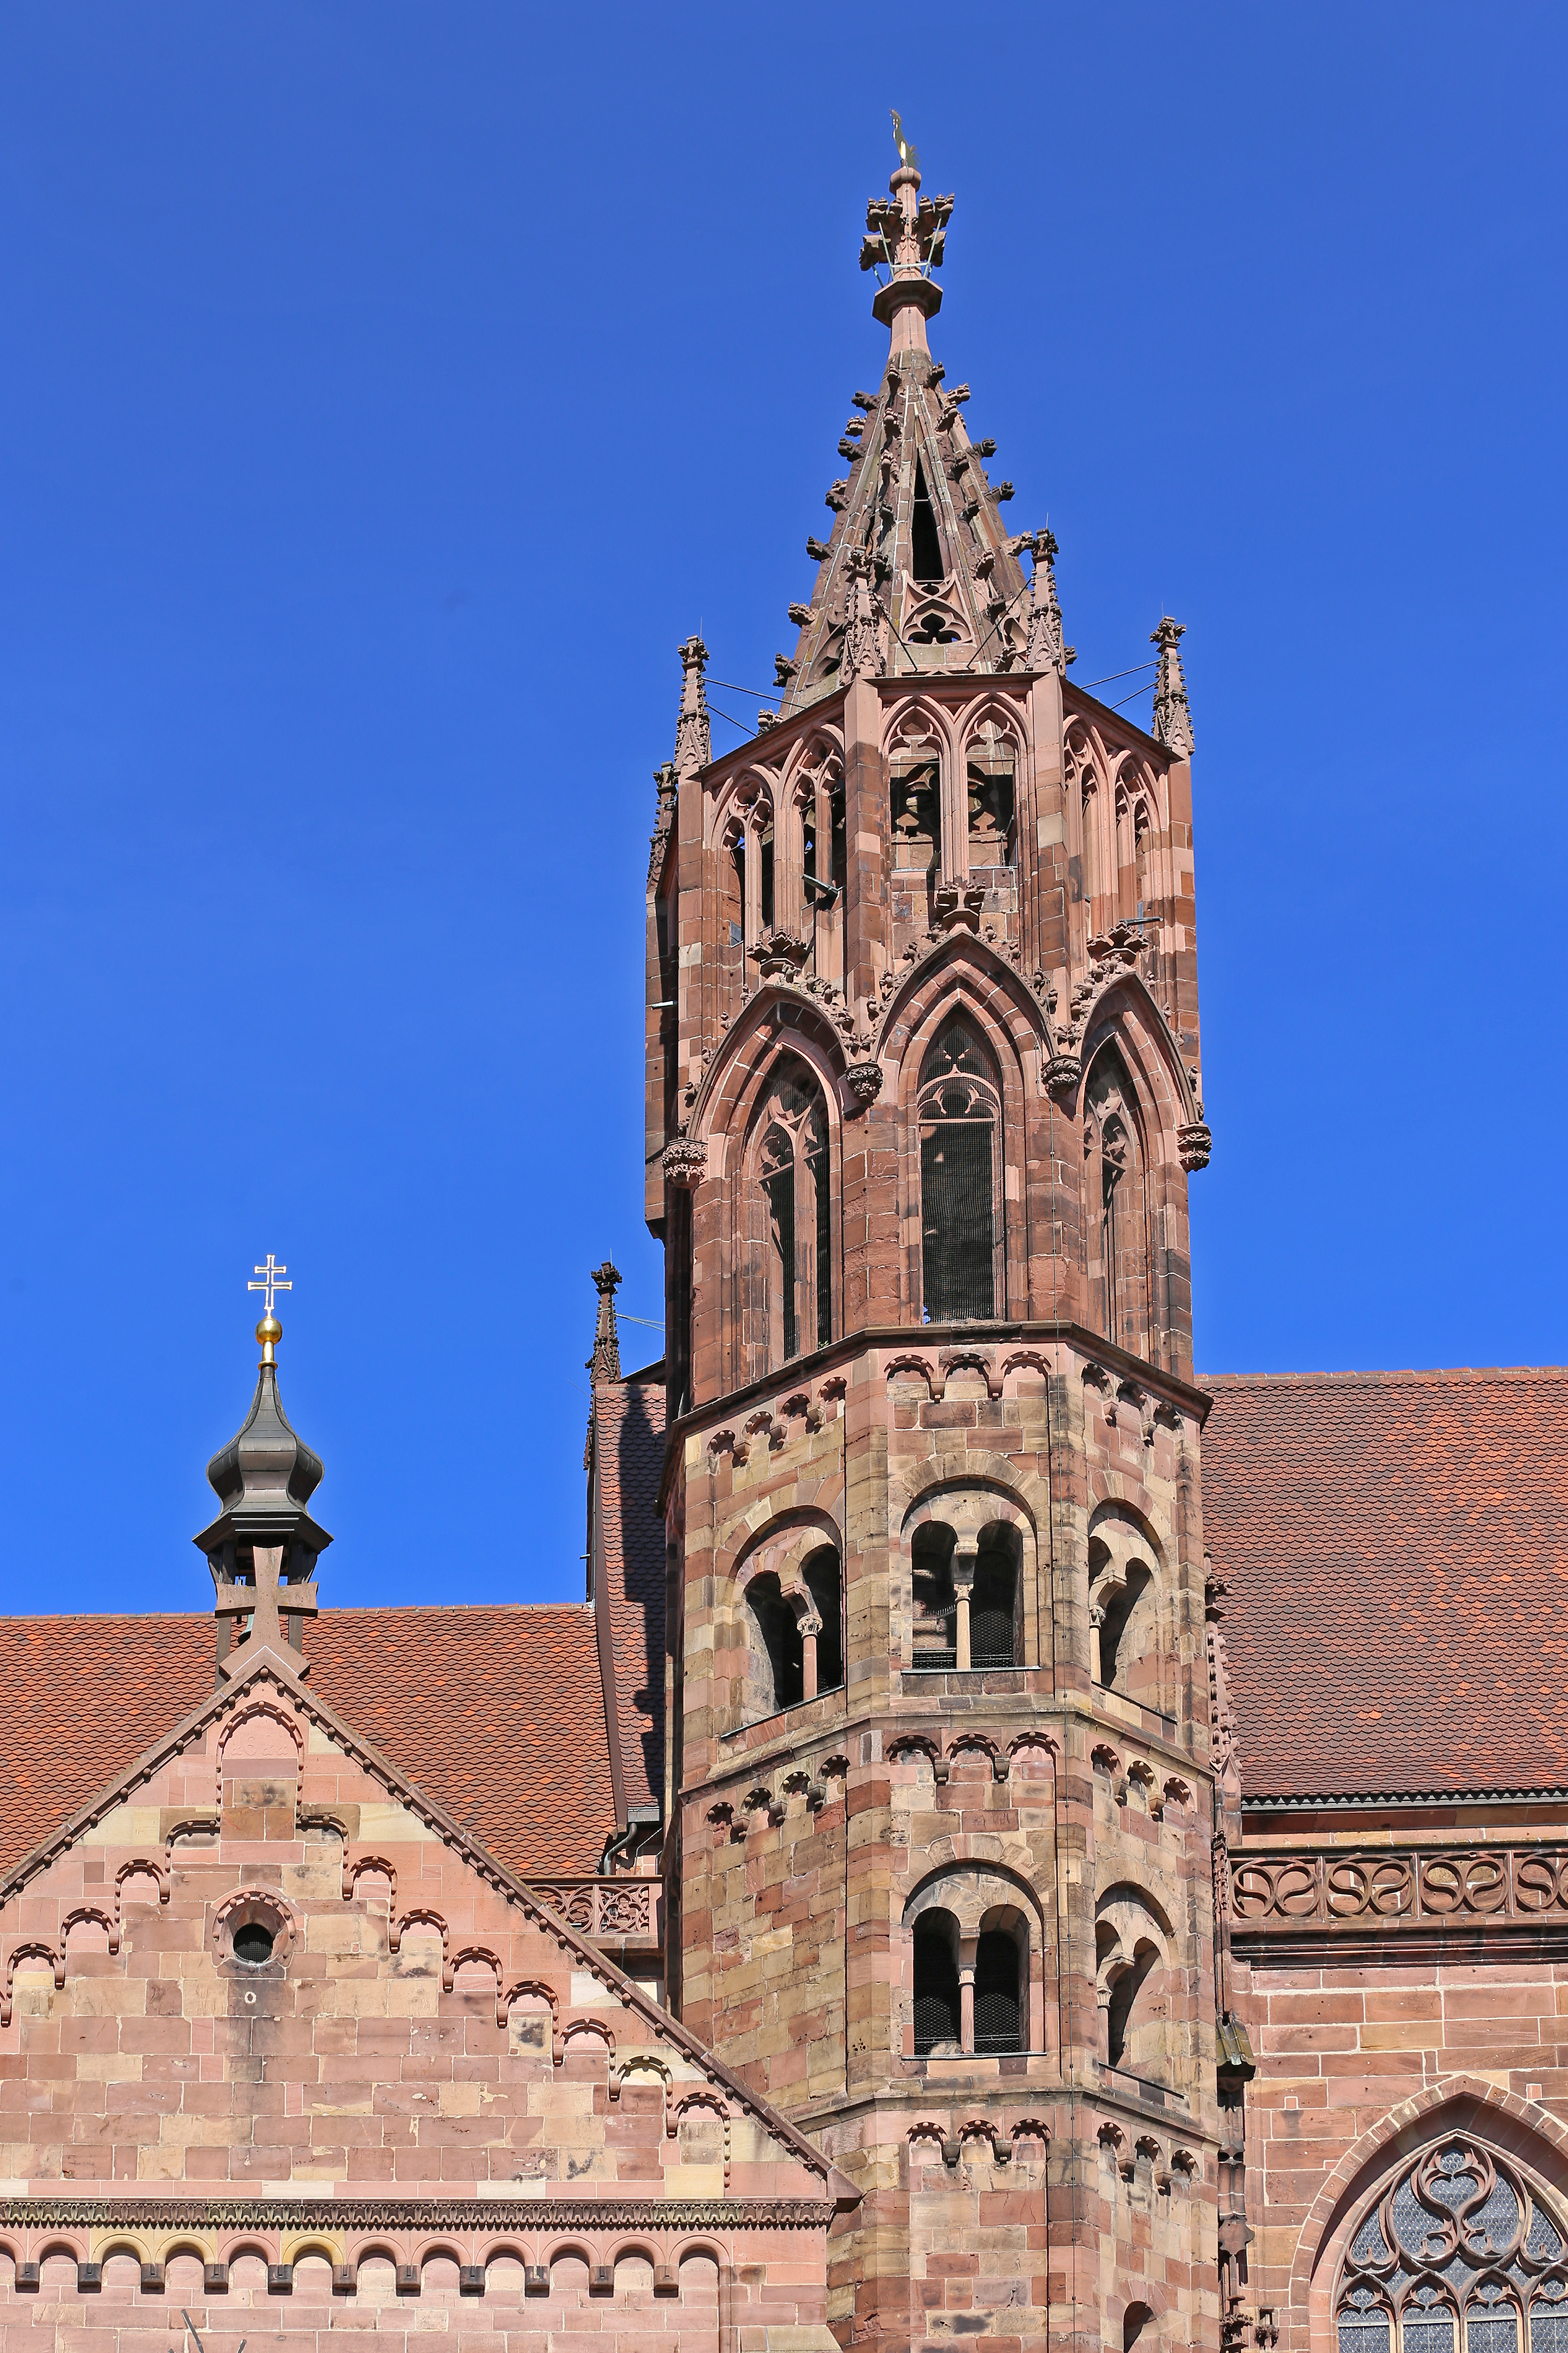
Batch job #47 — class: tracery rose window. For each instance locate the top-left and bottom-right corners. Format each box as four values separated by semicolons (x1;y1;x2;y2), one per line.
1336;2139;1568;2353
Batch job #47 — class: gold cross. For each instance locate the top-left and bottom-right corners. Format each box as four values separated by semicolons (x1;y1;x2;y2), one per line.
248;1255;292;1315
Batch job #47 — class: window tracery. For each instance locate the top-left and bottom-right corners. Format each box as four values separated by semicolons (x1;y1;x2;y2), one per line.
1336;2140;1568;2353
918;1016;1001;1323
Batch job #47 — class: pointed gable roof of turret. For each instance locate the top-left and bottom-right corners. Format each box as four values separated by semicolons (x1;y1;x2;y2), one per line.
776;127;1055;716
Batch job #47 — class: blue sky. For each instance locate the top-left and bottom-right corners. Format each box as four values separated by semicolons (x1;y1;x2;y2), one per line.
2;2;1564;1616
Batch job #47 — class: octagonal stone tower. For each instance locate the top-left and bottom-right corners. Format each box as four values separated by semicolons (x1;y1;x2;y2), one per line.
644;137;1224;2353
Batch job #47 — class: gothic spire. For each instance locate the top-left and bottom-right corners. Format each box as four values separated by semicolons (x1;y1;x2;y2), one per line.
194;1276;331;1681
674;635;710;776
1150;617;1194;759
589;1261;622;1383
777;128;1040;718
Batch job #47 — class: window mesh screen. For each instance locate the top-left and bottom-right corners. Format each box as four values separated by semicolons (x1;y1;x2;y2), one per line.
1338;2326;1391;2353
913;1923;959;2054
1408;2321;1457;2353
971;1547;1017;1668
973;1929;1023;2053
1530;2316;1568;2353
922;1121;994;1321
1470;2320;1519;2353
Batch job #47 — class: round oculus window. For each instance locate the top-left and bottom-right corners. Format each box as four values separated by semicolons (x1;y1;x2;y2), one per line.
232;1920;276;1966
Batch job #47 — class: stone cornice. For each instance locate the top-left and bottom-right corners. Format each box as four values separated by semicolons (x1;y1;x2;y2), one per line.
657;1320;1211;1513
0;2194;835;2233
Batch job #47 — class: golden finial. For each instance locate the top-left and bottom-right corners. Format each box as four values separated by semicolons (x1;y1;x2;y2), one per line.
248;1255;292;1364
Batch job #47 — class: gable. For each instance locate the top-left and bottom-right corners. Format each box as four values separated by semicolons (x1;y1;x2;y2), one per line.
0;1655;832;2206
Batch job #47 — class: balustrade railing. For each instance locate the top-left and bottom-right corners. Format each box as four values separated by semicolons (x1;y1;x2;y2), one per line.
529;1877;661;1941
1229;1846;1568;1931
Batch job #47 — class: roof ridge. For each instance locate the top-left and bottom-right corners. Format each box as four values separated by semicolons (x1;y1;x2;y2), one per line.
0;1599;599;1633
1202;1365;1568;1387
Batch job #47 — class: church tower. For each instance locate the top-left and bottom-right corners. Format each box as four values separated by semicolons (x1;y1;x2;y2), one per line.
646;133;1224;2353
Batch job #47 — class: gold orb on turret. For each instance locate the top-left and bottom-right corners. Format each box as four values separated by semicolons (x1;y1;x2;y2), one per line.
255;1314;283;1348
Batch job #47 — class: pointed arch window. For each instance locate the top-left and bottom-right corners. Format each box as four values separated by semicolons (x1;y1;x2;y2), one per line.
892;754;940;872
751;1063;831;1369
1084;1047;1151;1359
918;1016;1000;1323
1335;2139;1568;2353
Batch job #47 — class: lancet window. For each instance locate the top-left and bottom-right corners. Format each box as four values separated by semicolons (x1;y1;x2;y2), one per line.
918;1016;1001;1323
1133;796;1153;913
721;820;747;996
1335;2139;1568;2353
797;757;846;990
892;754;940;872
748;1062;831;1370
1084;1046;1151;1359
966;722;1016;869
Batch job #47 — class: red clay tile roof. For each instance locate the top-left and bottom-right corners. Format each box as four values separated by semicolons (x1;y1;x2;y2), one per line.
1203;1368;1568;1801
0;1603;615;1881
594;1364;667;1816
